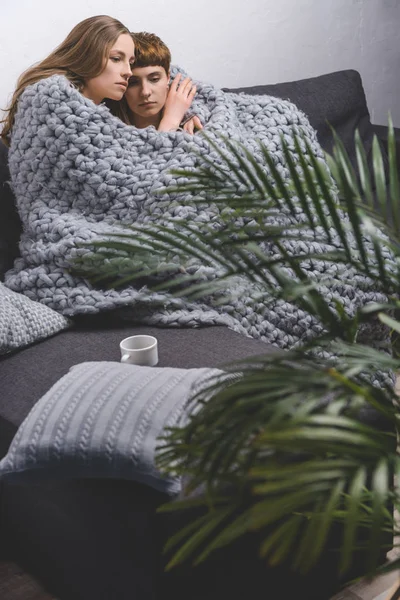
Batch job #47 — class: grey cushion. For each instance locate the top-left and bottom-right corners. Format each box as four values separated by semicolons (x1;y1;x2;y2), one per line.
0;361;221;494
0;283;70;355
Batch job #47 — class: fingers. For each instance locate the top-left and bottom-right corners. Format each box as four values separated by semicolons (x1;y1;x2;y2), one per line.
181;79;195;98
180;77;193;90
192;116;203;131
183;120;194;135
171;75;196;98
182;116;203;135
171;73;182;89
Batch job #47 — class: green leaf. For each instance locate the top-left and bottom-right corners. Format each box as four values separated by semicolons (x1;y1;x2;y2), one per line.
296;479;345;572
330;131;372;276
372;135;388;222
259;514;304;563
388;115;400;236
164;506;235;570
258;141;299;217
281;136;315;227
69;125;400;583
379;313;400;335
331;127;361;199
368;459;390;572
340;466;367;573
355;130;374;208
293;135;334;241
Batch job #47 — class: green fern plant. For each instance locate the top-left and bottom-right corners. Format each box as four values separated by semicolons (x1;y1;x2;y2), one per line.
73;119;400;596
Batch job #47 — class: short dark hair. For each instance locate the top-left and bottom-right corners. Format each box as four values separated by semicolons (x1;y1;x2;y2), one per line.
131;31;171;73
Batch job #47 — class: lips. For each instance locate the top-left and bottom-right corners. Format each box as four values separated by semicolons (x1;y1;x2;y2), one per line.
116;82;128;90
140;102;156;107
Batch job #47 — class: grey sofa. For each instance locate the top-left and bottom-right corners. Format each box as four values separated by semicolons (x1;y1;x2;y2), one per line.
0;69;398;600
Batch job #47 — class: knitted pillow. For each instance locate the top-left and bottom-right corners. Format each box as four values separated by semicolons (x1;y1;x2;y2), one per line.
0;283;70;354
0;361;221;495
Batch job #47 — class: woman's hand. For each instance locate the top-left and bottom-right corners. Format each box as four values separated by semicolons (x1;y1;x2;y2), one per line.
182;115;203;134
158;73;197;132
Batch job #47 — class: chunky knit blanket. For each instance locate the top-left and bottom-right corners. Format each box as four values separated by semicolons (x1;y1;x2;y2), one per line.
5;68;390;361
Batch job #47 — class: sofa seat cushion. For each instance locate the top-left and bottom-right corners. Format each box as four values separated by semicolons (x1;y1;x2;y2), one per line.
0;323;274;433
0;324;274;598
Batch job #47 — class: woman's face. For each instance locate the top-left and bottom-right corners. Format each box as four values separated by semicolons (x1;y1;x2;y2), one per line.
82;33;135;104
125;65;170;126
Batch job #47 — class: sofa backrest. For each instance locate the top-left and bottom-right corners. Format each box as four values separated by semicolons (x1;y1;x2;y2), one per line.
224;69;384;175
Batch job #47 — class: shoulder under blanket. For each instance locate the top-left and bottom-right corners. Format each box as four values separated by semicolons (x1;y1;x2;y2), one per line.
5;68;391;368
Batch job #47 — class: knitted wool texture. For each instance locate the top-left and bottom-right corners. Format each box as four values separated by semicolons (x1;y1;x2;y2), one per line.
5;68;391;369
0;283;70;354
0;361;222;494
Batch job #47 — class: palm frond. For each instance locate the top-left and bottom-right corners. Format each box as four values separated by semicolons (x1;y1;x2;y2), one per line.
72;120;400;583
355;130;375;209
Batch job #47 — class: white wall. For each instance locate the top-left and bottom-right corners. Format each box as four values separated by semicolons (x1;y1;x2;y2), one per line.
1;0;399;126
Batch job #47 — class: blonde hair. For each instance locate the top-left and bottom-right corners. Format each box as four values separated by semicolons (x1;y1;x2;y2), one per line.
1;15;130;145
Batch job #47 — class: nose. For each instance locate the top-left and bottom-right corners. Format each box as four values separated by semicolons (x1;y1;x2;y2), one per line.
141;81;151;98
121;60;132;80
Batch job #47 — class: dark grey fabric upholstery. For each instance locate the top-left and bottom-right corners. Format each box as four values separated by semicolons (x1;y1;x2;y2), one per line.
1;475;344;600
0;142;21;280
2;478;165;600
224;69;386;175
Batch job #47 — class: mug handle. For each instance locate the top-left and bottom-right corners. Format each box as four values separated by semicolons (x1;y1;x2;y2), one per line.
121;354;131;363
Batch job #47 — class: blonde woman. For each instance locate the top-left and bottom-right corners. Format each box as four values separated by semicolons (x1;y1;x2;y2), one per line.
1;15;135;144
0;15;217;319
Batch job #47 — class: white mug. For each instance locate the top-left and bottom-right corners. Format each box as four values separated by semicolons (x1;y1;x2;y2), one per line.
120;335;159;367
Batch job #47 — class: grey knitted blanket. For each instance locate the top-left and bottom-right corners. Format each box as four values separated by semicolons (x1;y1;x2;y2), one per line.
5;68;390;359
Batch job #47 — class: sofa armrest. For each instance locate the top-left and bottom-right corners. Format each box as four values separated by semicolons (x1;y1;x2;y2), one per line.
0;141;22;280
